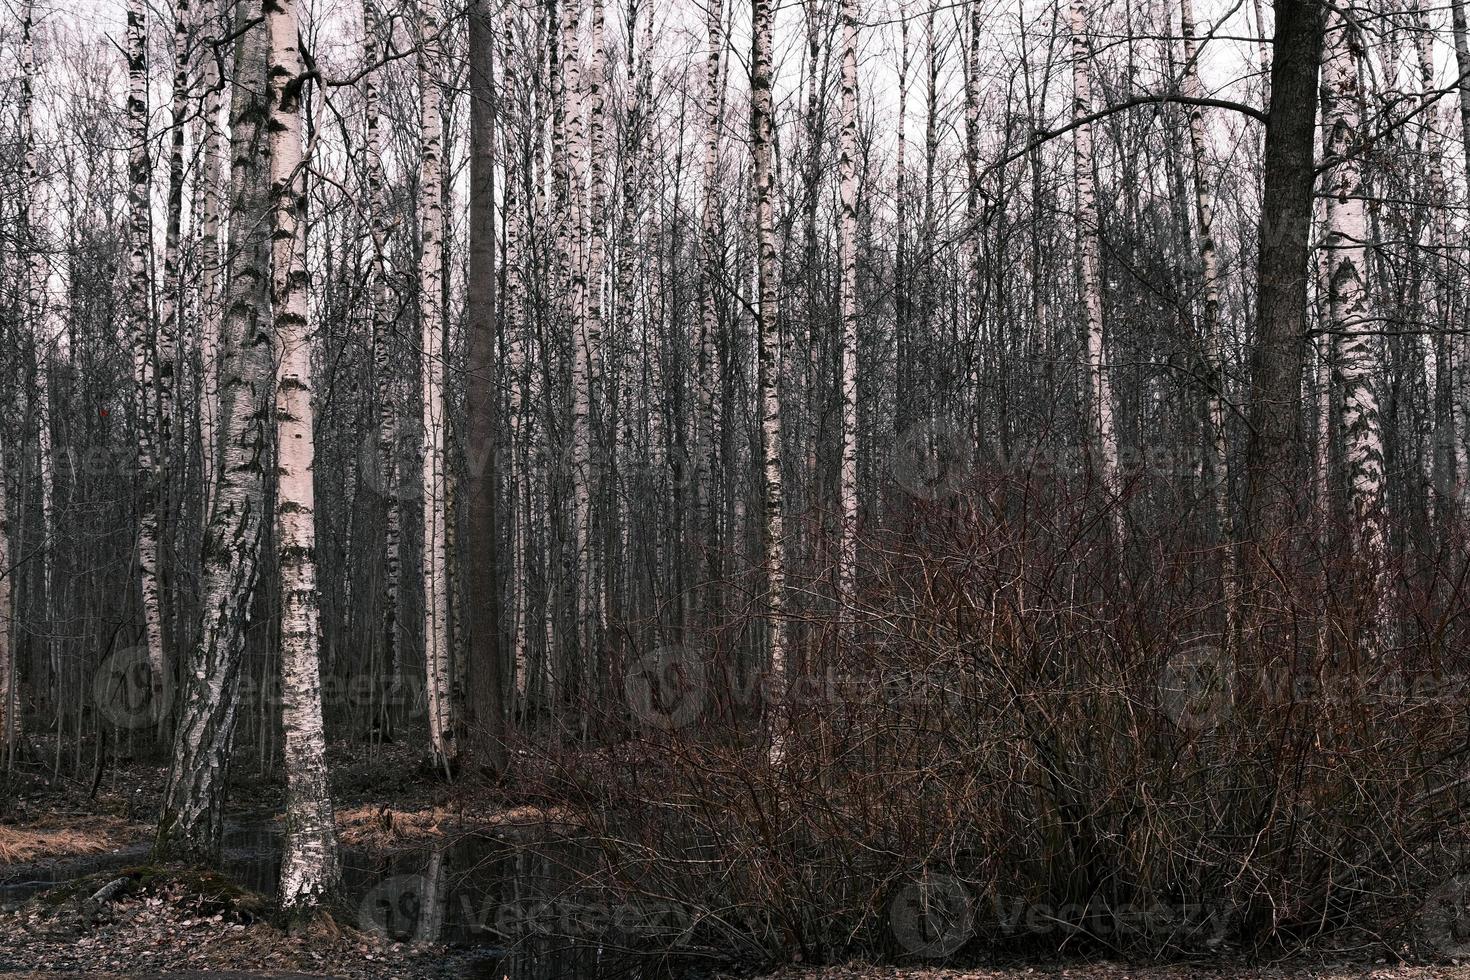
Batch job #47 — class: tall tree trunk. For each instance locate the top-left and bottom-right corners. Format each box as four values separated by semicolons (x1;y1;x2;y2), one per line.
697;0;724;604
1179;0;1237;641
1320;7;1386;564
9;0;38;766
466;0;508;775
836;0;859;597
751;0;787;690
584;0;607;658
155;0;273;864
266;0;340;910
1244;0;1324;543
363;0;402;720
1449;0;1470;483
127;0;167;731
199;0;226;504
1067;0;1122;538
1411;0;1460;504
420;0;456;773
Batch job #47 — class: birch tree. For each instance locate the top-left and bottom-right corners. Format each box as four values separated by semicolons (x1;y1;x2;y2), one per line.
1178;0;1236;638
1321;6;1386;565
126;0;167;726
1067;0;1122;536
157;0;274;863
752;0;788;688
419;0;456;772
266;0;340;909
836;0;859;596
363;0;403;718
198;0;227;501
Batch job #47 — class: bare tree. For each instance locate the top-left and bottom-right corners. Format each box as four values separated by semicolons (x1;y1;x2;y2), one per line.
156;0;274;864
266;0;340;909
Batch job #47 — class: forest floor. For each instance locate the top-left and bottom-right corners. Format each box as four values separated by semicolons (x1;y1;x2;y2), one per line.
8;744;1470;977
0;864;485;979
0;741;572;870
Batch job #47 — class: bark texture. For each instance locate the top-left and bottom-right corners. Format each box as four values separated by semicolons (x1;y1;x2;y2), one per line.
156;0;274;865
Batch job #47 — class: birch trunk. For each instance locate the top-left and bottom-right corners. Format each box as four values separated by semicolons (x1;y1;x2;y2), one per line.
751;0;787;688
501;12;529;702
419;1;456;772
199;1;226;502
697;0;724;594
156;0;273;864
362;0;402;712
836;0;859;598
157;1;189;669
1179;0;1236;641
266;0;339;910
1068;0;1122;538
1321;7;1386;568
126;0;168;728
562;0;594;676
584;0;607;650
1449;0;1470;481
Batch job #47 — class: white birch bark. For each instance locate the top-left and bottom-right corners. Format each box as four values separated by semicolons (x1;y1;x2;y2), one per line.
1068;0;1122;538
1321;7;1387;565
697;0;724;582
584;0;607;644
126;0;167;725
267;0;340;910
501;10;529;701
752;0;788;687
562;0;595;667
199;2;226;502
837;0;859;599
1448;0;1470;485
419;0;455;771
156;0;274;863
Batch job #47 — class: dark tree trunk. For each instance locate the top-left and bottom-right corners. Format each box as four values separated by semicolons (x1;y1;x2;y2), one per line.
466;0;508;776
1244;0;1325;542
